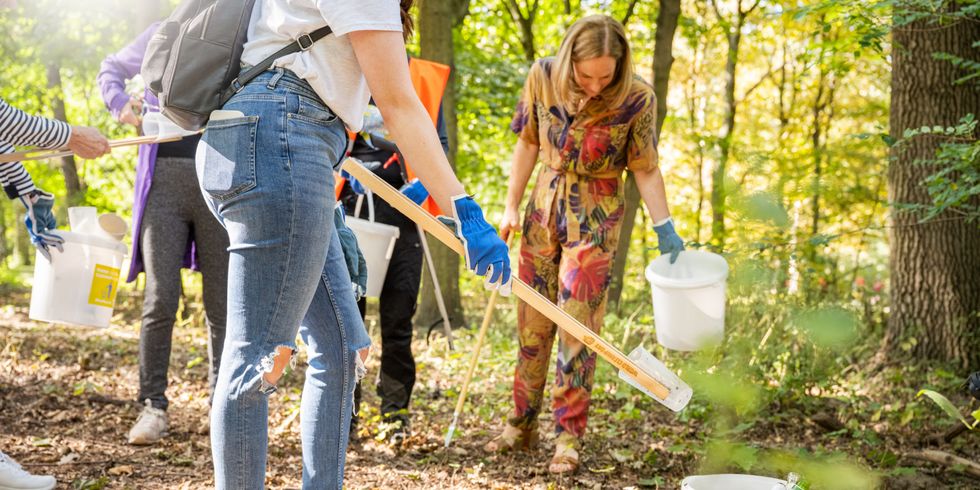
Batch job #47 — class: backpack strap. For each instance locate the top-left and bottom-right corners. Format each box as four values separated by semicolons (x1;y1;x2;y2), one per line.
220;24;334;104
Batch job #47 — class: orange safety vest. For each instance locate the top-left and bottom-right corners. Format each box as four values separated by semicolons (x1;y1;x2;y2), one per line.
336;57;450;216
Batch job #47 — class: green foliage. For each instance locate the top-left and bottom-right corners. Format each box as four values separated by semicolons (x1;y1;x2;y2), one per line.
792;0;892;53
899;114;980;223
71;476;110;490
0;1;144;271
916;388;980;429
793;306;859;350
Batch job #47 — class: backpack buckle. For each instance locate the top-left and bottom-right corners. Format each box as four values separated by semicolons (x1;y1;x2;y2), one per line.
297;33;314;51
230;78;244;93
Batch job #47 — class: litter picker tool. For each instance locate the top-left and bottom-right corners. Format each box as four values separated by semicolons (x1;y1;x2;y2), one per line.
0;113;201;164
340;158;693;413
444;234;514;448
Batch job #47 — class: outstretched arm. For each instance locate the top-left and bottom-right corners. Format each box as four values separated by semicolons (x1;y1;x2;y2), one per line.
349;30;511;291
0;98;71;198
98;22;158;122
349;30;465;211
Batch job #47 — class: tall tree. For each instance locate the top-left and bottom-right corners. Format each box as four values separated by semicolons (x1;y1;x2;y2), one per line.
884;1;980;369
708;0;761;250
807;28;837;265
503;0;539;62
416;0;470;329
45;61;83;203
608;0;681;309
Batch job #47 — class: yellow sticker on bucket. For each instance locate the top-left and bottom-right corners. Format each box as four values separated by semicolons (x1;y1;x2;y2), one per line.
88;264;120;308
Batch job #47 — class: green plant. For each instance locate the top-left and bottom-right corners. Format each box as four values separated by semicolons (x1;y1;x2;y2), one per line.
899;114;980;223
917;388;980;430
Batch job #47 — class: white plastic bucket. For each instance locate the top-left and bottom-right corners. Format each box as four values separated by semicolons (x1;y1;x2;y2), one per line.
682;474;790;489
346;192;399;298
29;230;128;328
646;250;729;351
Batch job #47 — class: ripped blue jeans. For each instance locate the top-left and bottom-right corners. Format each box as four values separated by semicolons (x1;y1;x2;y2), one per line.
196;68;371;490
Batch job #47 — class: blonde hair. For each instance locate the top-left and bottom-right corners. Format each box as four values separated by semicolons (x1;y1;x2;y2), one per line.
553;15;633;112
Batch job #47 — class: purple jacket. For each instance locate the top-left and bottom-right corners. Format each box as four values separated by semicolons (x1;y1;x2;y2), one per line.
98;22;197;283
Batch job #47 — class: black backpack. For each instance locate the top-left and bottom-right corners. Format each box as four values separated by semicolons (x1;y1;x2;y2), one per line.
141;0;332;131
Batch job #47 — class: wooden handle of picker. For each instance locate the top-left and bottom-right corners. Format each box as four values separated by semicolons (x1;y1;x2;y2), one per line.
0;133;194;164
451;234;514;419
340;158;671;401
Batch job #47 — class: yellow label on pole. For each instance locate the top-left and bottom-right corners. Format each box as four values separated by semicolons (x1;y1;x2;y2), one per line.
88;264;121;308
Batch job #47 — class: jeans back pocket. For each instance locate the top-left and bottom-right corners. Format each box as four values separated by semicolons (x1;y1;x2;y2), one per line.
290;95;338;126
198;116;259;201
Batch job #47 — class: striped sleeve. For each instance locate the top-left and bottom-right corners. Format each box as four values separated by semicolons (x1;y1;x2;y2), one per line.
0;97;72;198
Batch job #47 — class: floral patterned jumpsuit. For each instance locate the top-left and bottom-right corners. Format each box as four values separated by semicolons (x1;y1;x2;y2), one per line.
508;58;660;438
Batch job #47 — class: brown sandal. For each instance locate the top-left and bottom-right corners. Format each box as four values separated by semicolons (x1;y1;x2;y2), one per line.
484;424;539;453
548;433;580;474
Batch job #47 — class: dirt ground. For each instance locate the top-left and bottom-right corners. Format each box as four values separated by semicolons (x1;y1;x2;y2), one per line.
2;287;979;489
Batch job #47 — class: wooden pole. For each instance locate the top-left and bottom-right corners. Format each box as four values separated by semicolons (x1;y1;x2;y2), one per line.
445;234;513;447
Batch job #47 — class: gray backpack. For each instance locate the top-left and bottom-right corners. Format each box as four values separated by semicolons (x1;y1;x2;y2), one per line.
141;0;332;130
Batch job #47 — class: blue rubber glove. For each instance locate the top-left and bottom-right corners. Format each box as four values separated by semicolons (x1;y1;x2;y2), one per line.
334;204;368;300
653;217;685;264
449;195;511;296
340;169;366;195
399;178;429;205
19;189;64;261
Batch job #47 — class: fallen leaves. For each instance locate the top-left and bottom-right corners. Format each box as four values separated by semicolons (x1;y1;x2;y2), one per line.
107;464;133;476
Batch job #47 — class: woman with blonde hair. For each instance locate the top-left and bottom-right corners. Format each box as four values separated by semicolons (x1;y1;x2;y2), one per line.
487;14;684;474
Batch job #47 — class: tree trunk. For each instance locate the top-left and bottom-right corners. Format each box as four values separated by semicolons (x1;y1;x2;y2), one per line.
810;67;826;241
608;0;681;310
415;0;468;329
621;0;641;25
884;3;980;369
710;27;741;251
45;62;83;203
503;0;537;63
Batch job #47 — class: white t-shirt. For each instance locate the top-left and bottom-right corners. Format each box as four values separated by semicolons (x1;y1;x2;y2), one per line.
241;0;402;132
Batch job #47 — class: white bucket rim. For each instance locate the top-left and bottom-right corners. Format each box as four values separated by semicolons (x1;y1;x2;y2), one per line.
49;230;127;254
646;250;729;289
346;217;400;239
682;474;789;488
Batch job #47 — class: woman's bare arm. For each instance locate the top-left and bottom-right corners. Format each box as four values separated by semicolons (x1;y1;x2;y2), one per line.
633;166;671;223
348;30;465;211
500;137;538;241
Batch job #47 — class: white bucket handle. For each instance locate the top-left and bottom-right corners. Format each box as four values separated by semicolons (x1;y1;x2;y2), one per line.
355;189;396;258
352;189;376;223
384;235;397;260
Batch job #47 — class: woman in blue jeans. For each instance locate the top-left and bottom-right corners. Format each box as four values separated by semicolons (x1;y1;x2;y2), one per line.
195;1;511;488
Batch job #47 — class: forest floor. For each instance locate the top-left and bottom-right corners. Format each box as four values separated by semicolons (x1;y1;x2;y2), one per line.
2;285;980;490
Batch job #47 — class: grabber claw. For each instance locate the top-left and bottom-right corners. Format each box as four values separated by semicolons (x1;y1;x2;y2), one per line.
618;346;692;412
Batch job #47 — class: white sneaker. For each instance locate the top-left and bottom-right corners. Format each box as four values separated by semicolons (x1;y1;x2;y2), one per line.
127;400;169;445
0;451;56;490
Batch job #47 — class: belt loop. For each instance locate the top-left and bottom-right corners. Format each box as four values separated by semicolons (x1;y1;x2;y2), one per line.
267;67;285;89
